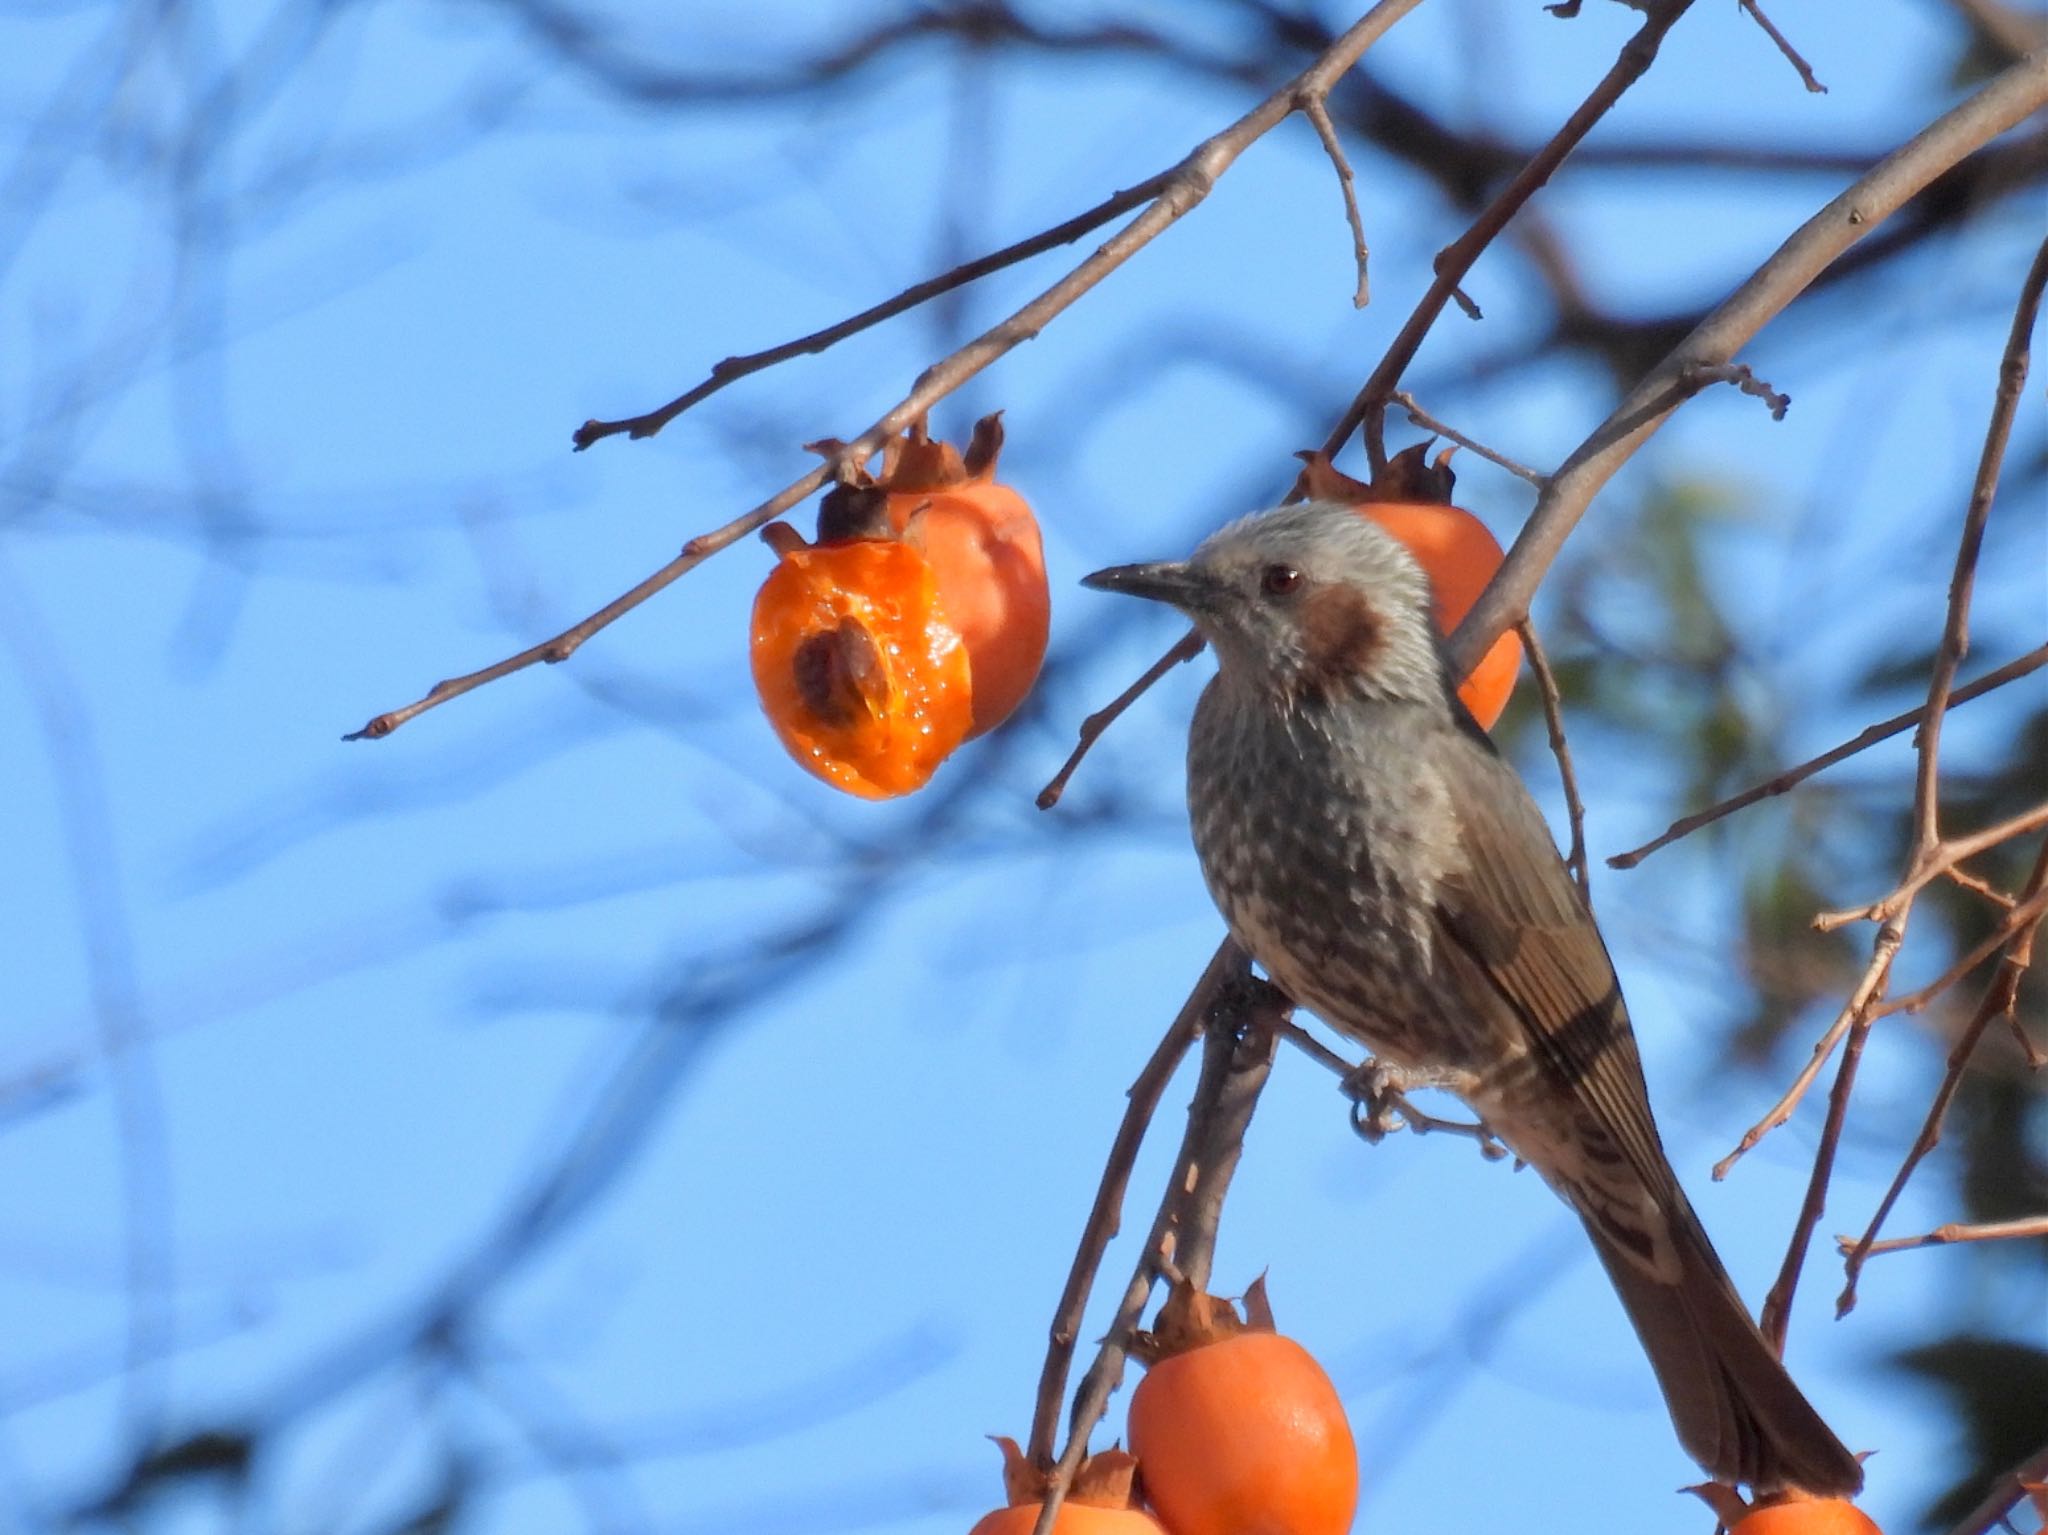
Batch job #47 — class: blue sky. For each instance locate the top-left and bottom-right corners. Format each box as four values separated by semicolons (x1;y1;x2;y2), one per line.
3;2;2043;1531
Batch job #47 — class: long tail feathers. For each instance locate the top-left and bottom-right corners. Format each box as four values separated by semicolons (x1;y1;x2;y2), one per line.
1585;1198;1863;1497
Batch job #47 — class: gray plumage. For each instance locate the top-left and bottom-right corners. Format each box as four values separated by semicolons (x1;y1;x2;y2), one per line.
1084;500;1862;1496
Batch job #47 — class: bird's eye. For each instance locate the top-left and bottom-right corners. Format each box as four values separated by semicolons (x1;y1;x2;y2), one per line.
1260;564;1303;597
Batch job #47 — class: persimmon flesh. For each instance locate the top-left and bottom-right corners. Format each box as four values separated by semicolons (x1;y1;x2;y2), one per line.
749;538;972;798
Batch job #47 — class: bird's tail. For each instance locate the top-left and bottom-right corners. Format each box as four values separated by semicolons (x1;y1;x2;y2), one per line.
1583;1192;1863;1497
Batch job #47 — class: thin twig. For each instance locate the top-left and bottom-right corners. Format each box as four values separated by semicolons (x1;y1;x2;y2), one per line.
1813;799;2048;929
1023;947;1217;1465
1872;883;2047;1019
1448;52;2048;684
1916;232;2048;849
1327;0;1703;473
1738;0;1828;94
1845;1214;2048;1258
1945;861;2020;910
1714;926;1899;1182
1302;94;1370;307
347;0;1430;742
1037;631;1205;810
1835;839;2048;1315
1608;643;2048;868
571;172;1176;450
1518;621;1590;905
1758;1000;1873;1354
1391;391;1547;485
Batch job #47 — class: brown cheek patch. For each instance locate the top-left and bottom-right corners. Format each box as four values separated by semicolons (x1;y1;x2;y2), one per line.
1298;582;1385;687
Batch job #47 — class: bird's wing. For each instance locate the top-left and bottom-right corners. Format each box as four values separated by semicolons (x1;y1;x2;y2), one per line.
1428;736;1684;1279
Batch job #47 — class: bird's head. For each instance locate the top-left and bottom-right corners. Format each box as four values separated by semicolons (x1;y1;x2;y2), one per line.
1083;500;1450;711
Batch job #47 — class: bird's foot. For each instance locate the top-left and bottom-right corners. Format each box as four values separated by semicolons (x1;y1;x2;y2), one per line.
1341;1059;1508;1161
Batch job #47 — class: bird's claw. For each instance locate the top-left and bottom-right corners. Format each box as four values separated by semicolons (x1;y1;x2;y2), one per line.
1341;1058;1508;1160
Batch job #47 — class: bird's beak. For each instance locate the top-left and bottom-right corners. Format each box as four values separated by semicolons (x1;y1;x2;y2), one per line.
1080;560;1214;611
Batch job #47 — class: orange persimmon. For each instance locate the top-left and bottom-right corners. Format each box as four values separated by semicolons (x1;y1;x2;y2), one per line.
1732;1496;1883;1535
1692;1481;1883;1535
1296;444;1523;729
1126;1277;1357;1535
967;1437;1165;1535
749;528;973;798
816;412;1050;737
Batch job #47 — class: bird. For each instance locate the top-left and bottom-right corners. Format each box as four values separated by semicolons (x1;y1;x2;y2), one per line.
1083;499;1863;1497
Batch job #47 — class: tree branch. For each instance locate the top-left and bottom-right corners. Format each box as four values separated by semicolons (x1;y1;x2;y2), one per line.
1325;0;1703;473
1447;51;2048;681
1608;643;2048;869
346;0;1431;742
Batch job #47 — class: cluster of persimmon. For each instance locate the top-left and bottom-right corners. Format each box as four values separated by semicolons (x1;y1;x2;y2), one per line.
970;1278;1357;1535
750;412;1051;798
752;419;1527;798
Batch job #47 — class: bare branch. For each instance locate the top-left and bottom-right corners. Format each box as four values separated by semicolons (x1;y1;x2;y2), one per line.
1758;1001;1872;1354
1392;391;1547;485
1737;0;1828;94
1608;643;2048;869
568;169;1175;451
1844;1214;2048;1259
1327;0;1704;472
1024;948;1216;1464
1713;928;1898;1183
1518;622;1591;906
1914;232;2048;849
1835;839;2048;1316
1448;51;2048;682
1302;95;1371;307
1744;225;2048;1353
1037;631;1205;810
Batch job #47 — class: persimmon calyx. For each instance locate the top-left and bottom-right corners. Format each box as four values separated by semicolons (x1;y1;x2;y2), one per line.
1294;441;1457;506
1129;1274;1282;1366
989;1435;1142;1510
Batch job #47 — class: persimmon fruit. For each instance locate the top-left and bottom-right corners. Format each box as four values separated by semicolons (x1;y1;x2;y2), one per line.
1691;1480;1883;1535
817;412;1050;737
1126;1277;1357;1535
967;1437;1165;1535
1730;1496;1883;1535
1296;444;1522;729
749;529;973;799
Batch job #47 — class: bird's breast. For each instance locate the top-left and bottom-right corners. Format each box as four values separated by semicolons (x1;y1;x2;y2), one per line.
1186;683;1461;1062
